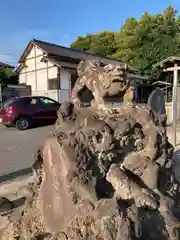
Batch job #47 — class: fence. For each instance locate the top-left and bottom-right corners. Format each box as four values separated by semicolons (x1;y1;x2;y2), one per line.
164;86;180;124
0;84;31;101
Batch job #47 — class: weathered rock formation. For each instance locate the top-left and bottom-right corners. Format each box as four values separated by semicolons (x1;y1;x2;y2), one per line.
1;61;180;239
71;60;134;108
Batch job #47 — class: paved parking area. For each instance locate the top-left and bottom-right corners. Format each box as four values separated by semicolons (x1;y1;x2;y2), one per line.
0;124;55;179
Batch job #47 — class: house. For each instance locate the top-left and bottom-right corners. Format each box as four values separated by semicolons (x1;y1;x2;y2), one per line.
16;39;149;102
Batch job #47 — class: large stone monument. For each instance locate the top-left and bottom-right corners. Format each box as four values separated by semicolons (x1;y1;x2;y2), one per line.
2;60;180;239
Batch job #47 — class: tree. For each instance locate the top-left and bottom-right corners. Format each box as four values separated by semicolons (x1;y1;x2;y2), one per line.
70;5;180;78
71;31;117;57
70;35;92;51
0;67;18;85
89;31;117;57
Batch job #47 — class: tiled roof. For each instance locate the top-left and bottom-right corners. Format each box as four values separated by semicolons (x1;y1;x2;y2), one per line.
32;39;126;66
153;56;180;68
17;39;139;73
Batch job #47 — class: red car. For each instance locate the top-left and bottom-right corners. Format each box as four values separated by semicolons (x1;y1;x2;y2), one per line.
0;96;61;130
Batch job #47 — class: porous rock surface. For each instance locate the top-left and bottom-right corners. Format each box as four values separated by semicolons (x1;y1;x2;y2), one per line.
2;103;180;240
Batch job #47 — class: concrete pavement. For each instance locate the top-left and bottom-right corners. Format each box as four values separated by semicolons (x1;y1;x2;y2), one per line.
0;124;54;218
0;124;54;179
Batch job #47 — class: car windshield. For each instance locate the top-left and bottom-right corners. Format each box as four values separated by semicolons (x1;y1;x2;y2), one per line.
3;98;19;109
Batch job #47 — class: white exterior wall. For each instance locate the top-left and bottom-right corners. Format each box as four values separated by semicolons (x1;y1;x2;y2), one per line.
48;67;58;79
32;90;70;102
32;90;59;101
36;55;47;70
19;73;26;84
26;72;36;91
18;45;58;91
36;69;48;90
60;69;71;90
18;43;71;102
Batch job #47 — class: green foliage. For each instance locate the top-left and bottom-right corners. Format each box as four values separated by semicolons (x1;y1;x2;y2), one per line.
70;5;180;77
71;34;92;51
90;31;117;57
0;67;18;85
71;31;117;57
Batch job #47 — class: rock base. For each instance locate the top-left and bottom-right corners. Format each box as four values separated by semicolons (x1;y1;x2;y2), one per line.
2;104;180;240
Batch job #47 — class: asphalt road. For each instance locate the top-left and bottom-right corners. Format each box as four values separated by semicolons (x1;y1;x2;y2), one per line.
0;124;55;180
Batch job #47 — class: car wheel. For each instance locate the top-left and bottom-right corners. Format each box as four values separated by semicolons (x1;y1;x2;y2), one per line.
15;117;30;130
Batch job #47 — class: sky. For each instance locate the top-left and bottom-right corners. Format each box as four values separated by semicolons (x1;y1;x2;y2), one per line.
0;0;180;66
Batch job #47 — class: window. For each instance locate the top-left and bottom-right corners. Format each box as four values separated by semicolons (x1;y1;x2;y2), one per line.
3;98;19;108
39;97;57;107
48;78;58;90
21;98;39;105
30;98;38;104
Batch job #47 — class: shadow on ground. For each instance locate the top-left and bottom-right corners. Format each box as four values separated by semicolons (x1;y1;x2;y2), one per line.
3;196;27;220
28;120;56;130
5;120;55;131
13;196;26;209
0;168;32;184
